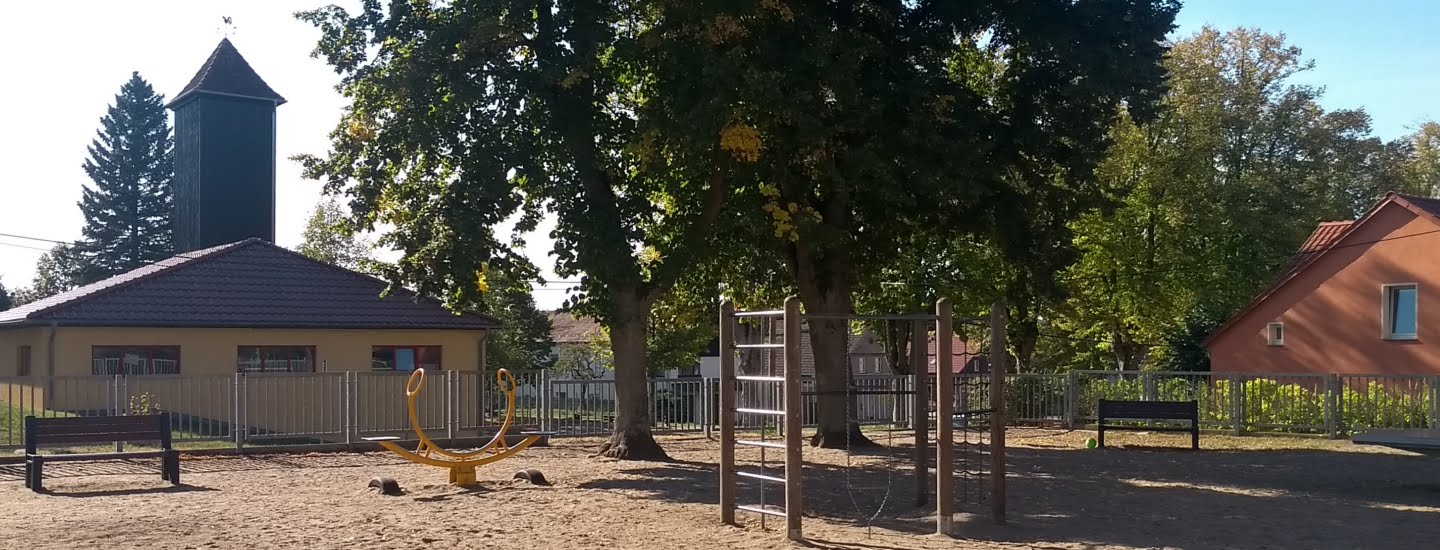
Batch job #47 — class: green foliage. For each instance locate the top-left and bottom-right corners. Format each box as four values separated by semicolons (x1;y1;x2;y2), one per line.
1053;27;1440;370
1070;376;1432;433
77;71;174;282
479;274;557;373
296;196;374;271
14;244;87;303
128;392;162;416
552;336;612;381
0;279;11;312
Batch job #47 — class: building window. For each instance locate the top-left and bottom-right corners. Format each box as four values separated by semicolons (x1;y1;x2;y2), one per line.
17;346;31;376
372;346;441;372
92;346;181;375
238;346;315;373
1383;284;1419;340
1266;322;1284;346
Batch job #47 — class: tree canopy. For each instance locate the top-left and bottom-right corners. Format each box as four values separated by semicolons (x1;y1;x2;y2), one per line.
296;196;374;271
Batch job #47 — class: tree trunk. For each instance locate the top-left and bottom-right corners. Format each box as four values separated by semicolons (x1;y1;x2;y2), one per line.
796;275;875;449
594;295;670;461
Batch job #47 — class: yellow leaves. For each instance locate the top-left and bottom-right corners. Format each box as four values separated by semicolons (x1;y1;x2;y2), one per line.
475;265;490;293
759;184;781;198
760;194;818;242
346;117;376;143
720;122;763;163
761;0;795;22
703;15;748;45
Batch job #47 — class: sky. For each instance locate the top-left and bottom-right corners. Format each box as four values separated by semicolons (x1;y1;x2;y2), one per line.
1;0;1438;311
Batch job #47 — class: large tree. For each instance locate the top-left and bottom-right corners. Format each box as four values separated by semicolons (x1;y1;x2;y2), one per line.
296;1;736;459
0;279;12;312
657;0;1179;446
1059;27;1395;371
18;244;86;303
77;72;173;281
480;273;557;373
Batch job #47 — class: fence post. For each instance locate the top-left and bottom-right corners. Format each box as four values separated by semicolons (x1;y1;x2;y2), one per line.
233;373;247;451
342;371;353;449
541;370;553;433
1229;373;1243;436
1430;375;1440;429
114;375;128;452
1064;370;1078;429
702;377;713;438
444;370;455;443
1324;374;1339;438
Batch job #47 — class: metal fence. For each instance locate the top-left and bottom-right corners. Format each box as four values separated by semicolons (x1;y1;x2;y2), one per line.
3;370;1436;451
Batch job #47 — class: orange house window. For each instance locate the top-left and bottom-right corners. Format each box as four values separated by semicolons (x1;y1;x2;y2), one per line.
371;346;441;372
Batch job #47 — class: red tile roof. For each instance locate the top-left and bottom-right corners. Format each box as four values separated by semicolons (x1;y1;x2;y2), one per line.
549;312;601;344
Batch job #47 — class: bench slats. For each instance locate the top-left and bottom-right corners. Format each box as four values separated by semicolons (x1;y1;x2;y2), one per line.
31;432;168;445
1096;400;1200;450
36;451;171;461
27;423;167;436
28;416;158;429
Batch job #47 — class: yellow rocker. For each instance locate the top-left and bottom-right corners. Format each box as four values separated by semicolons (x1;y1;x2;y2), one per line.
365;368;550;486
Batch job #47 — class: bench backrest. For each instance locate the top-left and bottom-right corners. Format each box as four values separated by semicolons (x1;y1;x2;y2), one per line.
24;413;172;452
1098;400;1197;420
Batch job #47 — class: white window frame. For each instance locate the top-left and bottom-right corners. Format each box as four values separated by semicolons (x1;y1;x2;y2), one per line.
1266;322;1285;347
1381;283;1419;341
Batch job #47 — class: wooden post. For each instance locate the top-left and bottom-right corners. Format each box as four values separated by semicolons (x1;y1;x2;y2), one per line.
935;299;954;535
988;301;1007;525
911;316;928;507
719;301;736;525
783;297;804;542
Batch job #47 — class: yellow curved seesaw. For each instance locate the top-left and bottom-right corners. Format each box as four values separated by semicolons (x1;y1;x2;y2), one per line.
364;368;550;486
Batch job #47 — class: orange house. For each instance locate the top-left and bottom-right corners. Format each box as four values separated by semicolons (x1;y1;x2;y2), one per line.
1206;193;1440;375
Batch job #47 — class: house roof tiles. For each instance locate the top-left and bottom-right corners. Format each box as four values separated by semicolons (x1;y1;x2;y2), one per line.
0;239;497;330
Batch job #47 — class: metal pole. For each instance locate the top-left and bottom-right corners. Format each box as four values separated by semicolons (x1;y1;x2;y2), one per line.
783;297;804;542
1324;373;1338;438
343;371;353;449
988;301;1007;525
719;301;737;525
1064;370;1078;429
911;316;927;507
935;299;954;535
1230;373;1243;436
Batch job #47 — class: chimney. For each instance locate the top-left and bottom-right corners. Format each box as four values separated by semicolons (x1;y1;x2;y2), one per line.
167;38;286;252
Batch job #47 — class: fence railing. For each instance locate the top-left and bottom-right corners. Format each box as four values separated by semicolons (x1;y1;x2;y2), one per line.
2;370;1435;451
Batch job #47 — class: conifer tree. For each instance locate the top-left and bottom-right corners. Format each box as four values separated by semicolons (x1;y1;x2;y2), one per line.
77;72;174;281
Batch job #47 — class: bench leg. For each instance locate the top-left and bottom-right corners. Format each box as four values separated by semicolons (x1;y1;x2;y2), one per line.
163;451;180;484
1192;425;1200;450
1097;426;1105;448
29;457;44;493
23;459;32;489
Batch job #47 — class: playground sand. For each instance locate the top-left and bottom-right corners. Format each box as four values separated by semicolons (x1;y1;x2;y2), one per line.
0;430;1436;549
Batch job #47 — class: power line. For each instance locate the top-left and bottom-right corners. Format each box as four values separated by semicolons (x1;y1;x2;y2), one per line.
0;241;54;253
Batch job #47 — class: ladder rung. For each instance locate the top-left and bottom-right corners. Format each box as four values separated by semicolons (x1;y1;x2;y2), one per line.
734;343;785;349
734;310;785;318
737;471;786;483
736;439;786;449
736;505;787;518
735;407;786;416
736;376;785;382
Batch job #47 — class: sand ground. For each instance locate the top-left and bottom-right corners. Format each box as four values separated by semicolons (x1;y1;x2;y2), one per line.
1;429;1438;549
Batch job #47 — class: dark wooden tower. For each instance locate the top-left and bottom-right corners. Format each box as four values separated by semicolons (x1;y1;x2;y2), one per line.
167;38;286;253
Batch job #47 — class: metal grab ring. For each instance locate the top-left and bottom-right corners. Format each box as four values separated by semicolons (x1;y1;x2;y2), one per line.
495;368;518;394
406;368;426;397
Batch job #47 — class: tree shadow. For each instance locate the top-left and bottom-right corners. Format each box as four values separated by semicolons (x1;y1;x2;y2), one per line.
41;484;216;498
584;442;1440;548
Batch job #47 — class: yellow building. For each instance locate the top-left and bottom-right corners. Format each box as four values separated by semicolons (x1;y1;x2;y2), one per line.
0;239;496;438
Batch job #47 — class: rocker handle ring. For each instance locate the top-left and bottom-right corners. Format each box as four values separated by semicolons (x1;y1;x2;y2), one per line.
406;368;426;397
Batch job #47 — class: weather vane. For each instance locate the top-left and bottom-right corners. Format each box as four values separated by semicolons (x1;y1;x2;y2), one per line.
218;16;236;39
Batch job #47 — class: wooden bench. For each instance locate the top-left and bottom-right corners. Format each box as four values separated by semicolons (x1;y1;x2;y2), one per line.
24;413;180;493
1097;400;1199;450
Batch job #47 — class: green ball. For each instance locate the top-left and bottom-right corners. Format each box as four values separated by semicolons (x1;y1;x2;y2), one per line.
1084;437;1098;449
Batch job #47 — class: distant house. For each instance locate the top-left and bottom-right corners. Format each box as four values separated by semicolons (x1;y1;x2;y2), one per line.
546;311;721;379
1206;193;1440;374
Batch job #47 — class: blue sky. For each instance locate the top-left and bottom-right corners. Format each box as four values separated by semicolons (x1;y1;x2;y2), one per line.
1;1;1436;310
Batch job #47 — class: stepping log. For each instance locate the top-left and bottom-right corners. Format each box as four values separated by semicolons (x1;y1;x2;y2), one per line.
369;477;403;495
513;469;550;486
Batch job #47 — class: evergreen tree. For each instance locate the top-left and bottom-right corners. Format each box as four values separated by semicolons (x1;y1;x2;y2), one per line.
77;72;173;281
0;279;12;311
